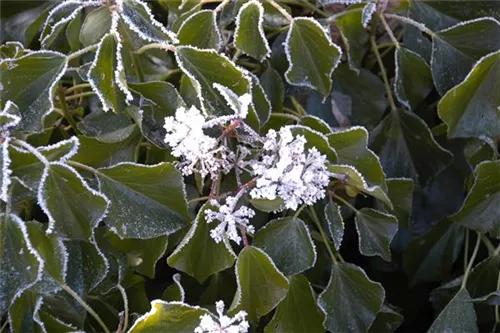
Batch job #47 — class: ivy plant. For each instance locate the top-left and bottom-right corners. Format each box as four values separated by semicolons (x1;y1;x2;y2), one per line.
0;0;499;332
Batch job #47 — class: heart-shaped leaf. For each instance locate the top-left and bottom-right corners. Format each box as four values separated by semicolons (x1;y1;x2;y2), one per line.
369;109;453;185
167;203;236;283
39;162;109;240
328;126;386;188
88;33;132;113
354;208;398;262
394;47;433;109
285;18;342;96
0;51;67;132
177;10;221;49
96;162;189;239
229;246;289;323
175;46;251;116
428;289;478;333
0;214;43;313
324;199;344;251
403;219;464;285
438;50;500;139
235;0;271;62
128;301;210;332
253;217;316;276
265;275;325;333
451;160;500;237
431;17;500;95
318;262;385;333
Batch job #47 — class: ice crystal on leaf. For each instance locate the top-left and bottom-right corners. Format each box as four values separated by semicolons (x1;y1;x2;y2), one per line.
250;126;331;211
194;300;249;333
205;196;255;245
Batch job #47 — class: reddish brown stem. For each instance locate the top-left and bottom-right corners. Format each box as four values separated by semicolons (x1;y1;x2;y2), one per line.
240;225;249;247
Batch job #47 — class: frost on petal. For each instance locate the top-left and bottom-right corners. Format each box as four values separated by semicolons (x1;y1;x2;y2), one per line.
250;126;331;211
163;106;233;178
205;196;255;245
195;300;249;333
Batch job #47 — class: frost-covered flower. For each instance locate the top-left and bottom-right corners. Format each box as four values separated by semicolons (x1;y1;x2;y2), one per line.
205;196;255;245
194;300;249;333
250;126;331;211
164;106;229;178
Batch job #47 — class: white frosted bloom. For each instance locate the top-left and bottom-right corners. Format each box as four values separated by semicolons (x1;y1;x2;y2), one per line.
194;300;249;333
164;106;229;178
250;126;331;211
205;196;255;245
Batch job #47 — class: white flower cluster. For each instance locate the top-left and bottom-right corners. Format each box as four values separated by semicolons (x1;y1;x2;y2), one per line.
205;196;255;245
195;300;249;333
250;126;331;211
164;106;230;179
163;93;252;180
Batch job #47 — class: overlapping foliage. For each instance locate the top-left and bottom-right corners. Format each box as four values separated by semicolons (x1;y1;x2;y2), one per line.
0;0;499;332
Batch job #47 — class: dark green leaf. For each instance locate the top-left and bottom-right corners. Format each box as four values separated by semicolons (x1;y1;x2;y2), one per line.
403;220;464;285
253;217;316;276
128;301;210;333
129;82;186;148
331;64;388;129
464;137;496;169
438;50;500;139
369;109;453;185
88;33;130;113
229;246;289;323
410;1;500;30
328;126;386;187
300;115;332;135
265;275;325;333
355;208;398;262
235;1;271;61
96;162;189;238
26;221;66;293
79;6;111;46
260;66;284;113
334;7;369;72
395;47;433;109
328;164;392;208
177;10;221;49
108;233;168;279
0;214;43;313
368;304;404;333
285;18;342;96
120;0;177;43
167;203;236;283
64;239;108;294
72;127;140;168
250;197;285;213
175;46;251;116
451;160;500;237
0;51;67;132
385;178;414;228
39;163;109;240
9;136;79;192
9;291;44;333
432;18;500;95
324;199;344;251
318;262;385;333
250;74;271;124
428;289;478;333
161;273;185;302
40;3;82;50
